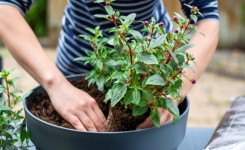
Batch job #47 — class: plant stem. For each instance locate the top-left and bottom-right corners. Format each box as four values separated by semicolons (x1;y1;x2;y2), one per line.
112;15;133;81
165;18;192;64
148;27;154;48
4;78;10;107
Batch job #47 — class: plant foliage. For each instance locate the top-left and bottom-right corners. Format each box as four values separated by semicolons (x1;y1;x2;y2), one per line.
75;0;204;127
0;69;32;149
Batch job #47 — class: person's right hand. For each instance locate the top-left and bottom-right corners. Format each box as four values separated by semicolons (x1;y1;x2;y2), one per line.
46;80;107;132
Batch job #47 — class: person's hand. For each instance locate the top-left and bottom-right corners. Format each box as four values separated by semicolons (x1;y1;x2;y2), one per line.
46;81;107;132
136;107;173;130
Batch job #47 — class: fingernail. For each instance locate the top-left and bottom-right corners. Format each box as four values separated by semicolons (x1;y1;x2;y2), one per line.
136;127;141;130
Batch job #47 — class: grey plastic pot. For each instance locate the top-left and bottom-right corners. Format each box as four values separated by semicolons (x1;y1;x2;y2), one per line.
24;74;190;150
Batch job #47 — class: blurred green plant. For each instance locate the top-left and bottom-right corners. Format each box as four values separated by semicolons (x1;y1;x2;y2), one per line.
242;2;245;23
24;0;47;37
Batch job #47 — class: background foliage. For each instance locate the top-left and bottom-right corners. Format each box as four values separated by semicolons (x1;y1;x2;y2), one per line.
24;0;47;37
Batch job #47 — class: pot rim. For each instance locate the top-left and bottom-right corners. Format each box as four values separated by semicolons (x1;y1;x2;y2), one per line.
24;73;190;134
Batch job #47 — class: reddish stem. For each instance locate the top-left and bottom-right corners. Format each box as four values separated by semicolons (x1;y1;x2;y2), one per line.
148;27;154;48
112;15;133;81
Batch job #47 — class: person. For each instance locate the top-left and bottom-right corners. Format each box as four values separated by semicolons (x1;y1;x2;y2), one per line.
0;0;219;132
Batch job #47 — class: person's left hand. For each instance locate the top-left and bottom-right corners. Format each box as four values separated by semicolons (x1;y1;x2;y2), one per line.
136;107;174;130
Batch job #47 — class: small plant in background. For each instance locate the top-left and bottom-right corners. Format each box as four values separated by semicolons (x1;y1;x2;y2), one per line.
74;0;204;127
0;69;32;149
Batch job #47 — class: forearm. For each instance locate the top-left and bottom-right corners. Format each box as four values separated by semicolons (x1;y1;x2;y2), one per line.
0;5;67;90
178;20;219;103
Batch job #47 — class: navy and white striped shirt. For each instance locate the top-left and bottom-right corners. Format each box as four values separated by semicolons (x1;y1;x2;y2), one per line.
0;0;219;76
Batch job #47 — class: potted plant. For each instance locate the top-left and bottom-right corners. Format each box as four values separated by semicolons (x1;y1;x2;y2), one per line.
0;69;32;149
24;1;204;150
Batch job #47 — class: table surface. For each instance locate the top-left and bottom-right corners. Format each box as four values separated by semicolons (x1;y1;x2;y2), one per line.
28;127;215;150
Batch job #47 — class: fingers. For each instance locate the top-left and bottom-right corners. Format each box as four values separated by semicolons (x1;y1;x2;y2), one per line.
136;116;154;130
64;115;86;131
89;99;107;127
75;111;98;132
136;108;174;130
85;107;106;132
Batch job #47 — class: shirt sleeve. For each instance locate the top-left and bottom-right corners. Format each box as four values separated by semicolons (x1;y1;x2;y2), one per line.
179;0;219;23
0;0;35;16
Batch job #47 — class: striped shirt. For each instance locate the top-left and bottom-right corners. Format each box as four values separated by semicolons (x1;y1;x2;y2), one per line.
0;0;219;76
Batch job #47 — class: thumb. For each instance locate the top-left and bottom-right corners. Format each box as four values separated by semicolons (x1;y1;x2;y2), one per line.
136;116;154;130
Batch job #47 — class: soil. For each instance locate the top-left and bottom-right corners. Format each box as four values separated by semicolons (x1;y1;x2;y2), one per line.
105;103;150;132
28;76;149;132
28;76;110;129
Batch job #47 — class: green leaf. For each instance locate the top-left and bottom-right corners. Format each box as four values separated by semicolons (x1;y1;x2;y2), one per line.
124;13;136;26
105;60;116;66
21;128;26;143
169;79;175;85
141;88;154;101
159;97;168;109
96;74;105;91
0;97;5;105
86;28;95;34
146;74;166;86
137;52;158;64
73;56;91;61
138;98;148;106
132;105;148;116
176;44;196;53
184;3;192;9
11;89;23;94
165;98;179;116
173;12;185;21
198;12;204;18
184;30;196;39
170;54;185;69
172;80;182;91
9;68;15;73
130;30;143;43
94;14;109;19
115;11;120;18
85;70;96;80
0;85;6;93
196;30;205;36
183;63;195;73
0;139;16;147
94;0;104;3
114;37;124;56
3;130;13;139
0;105;12;111
96;59;103;71
88;78;96;87
168;50;178;64
124;90;134;105
131;63;146;74
132;70;139;84
152;34;167;48
151;109;160;127
15;91;33;104
117;73;127;83
173;115;179;125
112;71;123;79
165;64;173;72
190;14;197;23
111;83;128;107
133;89;141;104
141;78;147;87
105;5;113;16
105;89;112;103
169;90;177;98
192;60;198;67
7;80;15;88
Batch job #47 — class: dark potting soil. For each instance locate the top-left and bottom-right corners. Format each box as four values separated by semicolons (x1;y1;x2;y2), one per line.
28;76;110;129
28;76;149;131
